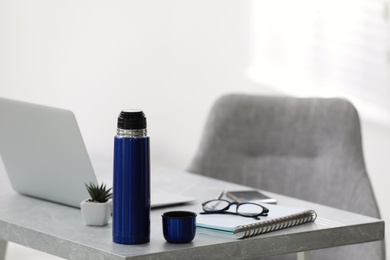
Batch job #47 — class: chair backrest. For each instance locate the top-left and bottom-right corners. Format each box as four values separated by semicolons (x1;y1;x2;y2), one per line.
188;94;385;259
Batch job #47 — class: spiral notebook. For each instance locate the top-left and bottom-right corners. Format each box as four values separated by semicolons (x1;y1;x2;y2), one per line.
196;203;317;239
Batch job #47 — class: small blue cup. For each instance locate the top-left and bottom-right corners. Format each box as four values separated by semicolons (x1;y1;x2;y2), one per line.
162;211;197;243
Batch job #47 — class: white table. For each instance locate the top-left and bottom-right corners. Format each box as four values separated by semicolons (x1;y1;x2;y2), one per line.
0;166;384;259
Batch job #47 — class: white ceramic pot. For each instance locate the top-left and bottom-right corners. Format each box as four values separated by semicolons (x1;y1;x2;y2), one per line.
80;199;112;226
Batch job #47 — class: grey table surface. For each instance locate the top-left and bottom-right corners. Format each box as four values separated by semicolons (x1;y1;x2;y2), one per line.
0;165;385;260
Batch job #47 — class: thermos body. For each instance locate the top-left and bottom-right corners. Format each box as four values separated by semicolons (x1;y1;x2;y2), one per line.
112;110;150;245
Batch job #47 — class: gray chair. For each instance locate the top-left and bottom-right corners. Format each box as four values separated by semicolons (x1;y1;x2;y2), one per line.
188;93;385;260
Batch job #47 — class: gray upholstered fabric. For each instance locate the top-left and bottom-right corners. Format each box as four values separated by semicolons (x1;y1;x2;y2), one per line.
188;94;385;260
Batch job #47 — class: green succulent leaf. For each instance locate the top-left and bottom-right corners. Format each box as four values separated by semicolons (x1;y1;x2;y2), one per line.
85;182;113;203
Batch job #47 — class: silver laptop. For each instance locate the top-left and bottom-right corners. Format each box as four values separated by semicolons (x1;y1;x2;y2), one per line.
0;97;194;208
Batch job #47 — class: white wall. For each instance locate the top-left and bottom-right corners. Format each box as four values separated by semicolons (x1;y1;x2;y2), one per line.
0;0;259;173
0;0;388;259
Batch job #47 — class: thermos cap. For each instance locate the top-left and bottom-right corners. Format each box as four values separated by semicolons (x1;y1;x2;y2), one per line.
117;110;147;130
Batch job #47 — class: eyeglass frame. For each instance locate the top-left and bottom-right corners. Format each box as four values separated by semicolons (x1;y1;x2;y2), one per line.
200;199;269;220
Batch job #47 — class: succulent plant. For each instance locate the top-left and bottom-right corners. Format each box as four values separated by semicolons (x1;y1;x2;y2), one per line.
85;182;113;203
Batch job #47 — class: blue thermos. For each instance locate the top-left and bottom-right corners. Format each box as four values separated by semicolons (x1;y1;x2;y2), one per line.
113;110;150;244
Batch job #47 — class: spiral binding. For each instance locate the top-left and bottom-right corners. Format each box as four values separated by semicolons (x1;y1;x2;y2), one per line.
235;210;317;238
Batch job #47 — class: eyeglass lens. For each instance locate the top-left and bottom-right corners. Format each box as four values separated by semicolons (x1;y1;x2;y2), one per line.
237;203;263;217
203;200;230;211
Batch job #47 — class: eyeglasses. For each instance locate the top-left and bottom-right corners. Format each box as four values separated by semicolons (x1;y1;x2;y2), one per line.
200;199;269;220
